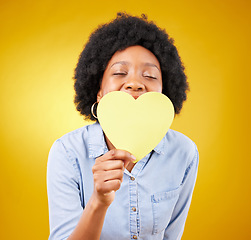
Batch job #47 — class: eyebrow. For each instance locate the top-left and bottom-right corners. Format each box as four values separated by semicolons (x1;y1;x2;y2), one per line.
144;63;160;71
110;61;160;71
110;61;129;68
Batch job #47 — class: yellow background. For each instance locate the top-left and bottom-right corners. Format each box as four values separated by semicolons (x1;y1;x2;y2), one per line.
1;0;250;239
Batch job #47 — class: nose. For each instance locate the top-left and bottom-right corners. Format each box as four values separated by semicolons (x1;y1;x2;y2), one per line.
124;77;145;92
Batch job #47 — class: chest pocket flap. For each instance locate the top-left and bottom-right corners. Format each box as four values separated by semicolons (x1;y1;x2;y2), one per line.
151;187;180;234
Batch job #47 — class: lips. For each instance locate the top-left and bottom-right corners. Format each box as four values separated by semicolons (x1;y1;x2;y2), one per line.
132;95;139;99
122;91;142;99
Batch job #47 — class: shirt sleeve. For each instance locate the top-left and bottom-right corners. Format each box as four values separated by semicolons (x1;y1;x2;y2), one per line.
47;139;83;240
163;144;199;240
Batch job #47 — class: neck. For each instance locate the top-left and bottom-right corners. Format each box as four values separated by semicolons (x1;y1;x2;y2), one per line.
104;134;116;151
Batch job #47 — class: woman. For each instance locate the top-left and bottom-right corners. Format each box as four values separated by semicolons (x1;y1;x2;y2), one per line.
47;12;199;240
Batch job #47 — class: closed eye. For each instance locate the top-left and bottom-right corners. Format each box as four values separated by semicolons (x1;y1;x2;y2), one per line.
144;75;157;79
113;72;127;76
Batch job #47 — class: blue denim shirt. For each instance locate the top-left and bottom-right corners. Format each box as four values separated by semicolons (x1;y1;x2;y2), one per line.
47;122;199;240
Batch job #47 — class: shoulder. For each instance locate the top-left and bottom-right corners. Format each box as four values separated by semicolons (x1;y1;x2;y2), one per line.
164;129;198;165
49;122;104;162
59;123;93;142
48;123;98;179
54;122;100;147
48;123;95;160
167;129;197;150
164;129;199;185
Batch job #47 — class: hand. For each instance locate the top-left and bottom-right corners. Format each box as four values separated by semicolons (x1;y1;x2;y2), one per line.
91;149;136;207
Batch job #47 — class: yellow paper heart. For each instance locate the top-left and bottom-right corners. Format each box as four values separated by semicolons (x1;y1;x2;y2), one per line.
97;91;174;162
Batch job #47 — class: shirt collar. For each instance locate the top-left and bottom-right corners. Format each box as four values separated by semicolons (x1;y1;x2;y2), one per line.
87;122;166;159
153;135;165;155
87;122;108;159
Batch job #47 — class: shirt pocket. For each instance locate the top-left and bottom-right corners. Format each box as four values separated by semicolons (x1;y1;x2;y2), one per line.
151;187;180;235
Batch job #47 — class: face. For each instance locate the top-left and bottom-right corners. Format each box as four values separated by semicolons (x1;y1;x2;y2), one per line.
97;45;162;102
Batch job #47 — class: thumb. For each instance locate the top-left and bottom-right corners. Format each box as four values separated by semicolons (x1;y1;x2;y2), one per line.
124;154;136;168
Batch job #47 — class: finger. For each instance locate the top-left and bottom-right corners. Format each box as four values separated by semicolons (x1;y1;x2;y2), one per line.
92;160;125;175
97;149;136;163
103;169;124;182
95;179;122;194
101;160;125;171
93;168;124;183
104;179;122;192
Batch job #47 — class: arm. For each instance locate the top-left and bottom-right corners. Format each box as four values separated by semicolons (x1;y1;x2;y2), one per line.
163;145;199;240
68;149;134;240
66;194;109;240
47;140;134;240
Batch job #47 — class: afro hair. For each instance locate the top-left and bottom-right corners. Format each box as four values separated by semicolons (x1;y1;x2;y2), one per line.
74;12;189;121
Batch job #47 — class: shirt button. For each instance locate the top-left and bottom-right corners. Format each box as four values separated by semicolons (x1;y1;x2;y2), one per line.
132;207;136;212
130;176;135;181
132;235;137;239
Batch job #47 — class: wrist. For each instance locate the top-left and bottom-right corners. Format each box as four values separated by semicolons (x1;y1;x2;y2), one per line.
89;193;111;211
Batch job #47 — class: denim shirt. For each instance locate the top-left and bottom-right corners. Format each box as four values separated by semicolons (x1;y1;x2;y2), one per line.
47;122;199;240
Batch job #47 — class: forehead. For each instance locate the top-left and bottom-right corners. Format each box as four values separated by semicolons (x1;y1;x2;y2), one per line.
107;45;160;68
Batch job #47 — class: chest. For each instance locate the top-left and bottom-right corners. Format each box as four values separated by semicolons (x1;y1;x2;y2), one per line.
81;156;184;240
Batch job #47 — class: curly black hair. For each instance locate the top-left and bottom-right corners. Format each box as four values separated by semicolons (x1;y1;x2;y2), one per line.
74;12;189;121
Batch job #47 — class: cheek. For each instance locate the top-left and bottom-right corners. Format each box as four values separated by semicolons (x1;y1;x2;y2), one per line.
148;80;162;92
99;79;123;96
158;79;163;92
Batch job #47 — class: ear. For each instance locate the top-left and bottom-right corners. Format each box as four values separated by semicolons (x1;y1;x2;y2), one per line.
97;89;103;103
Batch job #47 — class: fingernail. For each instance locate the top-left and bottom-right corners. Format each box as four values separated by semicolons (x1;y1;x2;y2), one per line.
131;155;136;161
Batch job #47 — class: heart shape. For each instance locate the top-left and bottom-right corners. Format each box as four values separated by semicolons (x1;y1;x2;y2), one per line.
97;91;174;162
